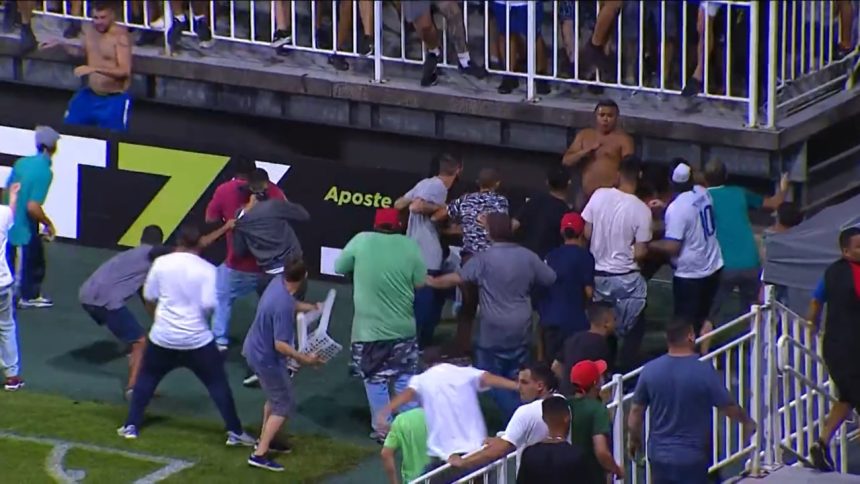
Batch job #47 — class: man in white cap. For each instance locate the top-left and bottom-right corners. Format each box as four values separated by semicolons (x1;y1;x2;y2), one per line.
6;126;58;309
647;161;723;352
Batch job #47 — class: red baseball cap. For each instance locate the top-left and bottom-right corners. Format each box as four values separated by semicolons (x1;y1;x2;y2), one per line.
374;208;401;230
560;212;585;235
570;360;608;391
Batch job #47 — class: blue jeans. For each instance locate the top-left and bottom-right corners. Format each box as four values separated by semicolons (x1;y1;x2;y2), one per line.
414;270;447;349
6;229;46;301
364;373;418;434
650;460;711;484
212;264;259;347
473;345;529;423
0;286;19;378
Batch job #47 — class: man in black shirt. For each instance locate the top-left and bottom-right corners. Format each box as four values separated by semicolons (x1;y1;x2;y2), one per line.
808;226;860;472
514;166;572;260
516;396;583;484
552;302;615;396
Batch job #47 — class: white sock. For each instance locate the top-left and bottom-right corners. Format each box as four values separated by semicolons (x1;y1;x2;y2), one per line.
193;14;205;22
429;47;441;57
457;52;471;68
174;14;187;23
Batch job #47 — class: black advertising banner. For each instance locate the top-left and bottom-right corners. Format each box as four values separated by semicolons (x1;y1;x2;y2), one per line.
0;125;535;277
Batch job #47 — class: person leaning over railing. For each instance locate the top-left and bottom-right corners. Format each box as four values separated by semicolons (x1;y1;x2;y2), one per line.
491;0;550;95
141;0;213;50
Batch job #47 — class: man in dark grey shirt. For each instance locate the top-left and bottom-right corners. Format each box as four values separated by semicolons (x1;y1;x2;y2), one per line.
427;213;556;422
233;168;310;296
79;225;168;398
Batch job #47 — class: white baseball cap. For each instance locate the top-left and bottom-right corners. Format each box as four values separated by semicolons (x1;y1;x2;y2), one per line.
672;163;691;183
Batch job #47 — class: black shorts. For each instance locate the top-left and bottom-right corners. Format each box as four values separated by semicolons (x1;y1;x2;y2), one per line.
673;270;722;333
824;353;860;409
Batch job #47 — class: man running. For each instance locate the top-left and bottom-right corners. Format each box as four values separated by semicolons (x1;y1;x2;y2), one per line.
562;100;635;208
1;183;23;391
6;126;57;309
42;2;133;131
79;225;167;398
808;226;860;472
117;225;255;446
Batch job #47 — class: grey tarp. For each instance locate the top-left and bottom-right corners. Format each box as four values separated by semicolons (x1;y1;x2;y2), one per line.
762;194;860;314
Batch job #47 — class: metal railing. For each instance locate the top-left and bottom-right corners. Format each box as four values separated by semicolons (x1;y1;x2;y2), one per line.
410;286;846;483
26;3;860;127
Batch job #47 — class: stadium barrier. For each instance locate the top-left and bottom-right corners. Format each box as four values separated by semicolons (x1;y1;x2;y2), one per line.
30;1;860;129
409;285;848;483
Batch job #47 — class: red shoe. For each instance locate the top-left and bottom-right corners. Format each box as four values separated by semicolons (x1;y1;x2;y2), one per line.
4;376;24;391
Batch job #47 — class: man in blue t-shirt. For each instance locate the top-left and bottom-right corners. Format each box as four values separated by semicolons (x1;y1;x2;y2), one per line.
537;211;594;363
242;258;324;472
628;317;756;483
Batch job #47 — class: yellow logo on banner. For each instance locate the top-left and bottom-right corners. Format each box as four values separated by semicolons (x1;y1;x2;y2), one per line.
324;185;392;208
117;144;229;246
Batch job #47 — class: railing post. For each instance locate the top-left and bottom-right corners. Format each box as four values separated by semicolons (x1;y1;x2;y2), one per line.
766;0;778;128
372;0;383;83
611;373;624;482
763;285;782;467
747;1;761;127
163;0;173;56
750;304;764;476
526;0;536;101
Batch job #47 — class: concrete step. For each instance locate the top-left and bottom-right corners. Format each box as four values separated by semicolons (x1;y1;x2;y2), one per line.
738;467;860;483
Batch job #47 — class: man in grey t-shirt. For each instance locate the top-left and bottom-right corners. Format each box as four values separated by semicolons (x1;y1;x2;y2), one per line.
394;154;463;348
79;225;167;397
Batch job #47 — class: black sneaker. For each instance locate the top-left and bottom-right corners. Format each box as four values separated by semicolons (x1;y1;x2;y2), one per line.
167;18;188;49
581;41;610;75
272;29;291;49
536;80;551;95
195;18;213;48
19;23;37;55
681;77;702;97
459;60;487;79
421;53;439;87
328;55;349;71
497;76;519;94
358;35;373;56
63;20;81;39
136;29;160;46
810;440;835;472
316;30;333;50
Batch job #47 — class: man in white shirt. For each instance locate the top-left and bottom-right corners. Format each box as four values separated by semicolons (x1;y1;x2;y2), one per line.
582;155;652;372
375;349;518;483
0;184;23;390
117;225;255;446
447;363;562;472
649;163;724;352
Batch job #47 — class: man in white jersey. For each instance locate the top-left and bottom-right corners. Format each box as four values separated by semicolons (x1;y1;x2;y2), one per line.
117;225;255;446
376;349;518;484
0;184;22;391
582;155;652;372
648;163;723;353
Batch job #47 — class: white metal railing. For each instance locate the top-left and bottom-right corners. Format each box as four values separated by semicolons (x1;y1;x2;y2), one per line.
410;286;845;484
29;1;860;128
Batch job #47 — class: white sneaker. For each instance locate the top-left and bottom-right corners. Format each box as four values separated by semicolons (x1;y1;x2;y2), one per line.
149;17;165;30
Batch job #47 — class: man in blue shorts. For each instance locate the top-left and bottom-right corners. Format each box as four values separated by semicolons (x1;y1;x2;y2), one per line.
79;225;168;399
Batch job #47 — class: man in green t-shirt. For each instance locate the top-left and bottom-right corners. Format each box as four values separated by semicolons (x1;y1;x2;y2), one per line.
335;208;427;444
568;360;624;483
381;408;429;484
703;160;788;326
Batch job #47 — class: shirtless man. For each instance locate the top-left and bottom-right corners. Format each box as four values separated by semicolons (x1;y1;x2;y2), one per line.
41;1;132;132
562;100;635;209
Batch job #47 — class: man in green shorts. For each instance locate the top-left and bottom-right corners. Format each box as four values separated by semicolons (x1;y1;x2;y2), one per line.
381;407;428;484
568;360;624;483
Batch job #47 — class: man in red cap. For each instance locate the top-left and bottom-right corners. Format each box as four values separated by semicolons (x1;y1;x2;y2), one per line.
568;360;624;483
536;211;595;363
334;207;427;444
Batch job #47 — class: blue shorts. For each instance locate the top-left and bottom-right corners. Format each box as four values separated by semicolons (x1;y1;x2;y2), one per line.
64;88;131;132
492;2;543;37
82;304;145;344
623;1;681;39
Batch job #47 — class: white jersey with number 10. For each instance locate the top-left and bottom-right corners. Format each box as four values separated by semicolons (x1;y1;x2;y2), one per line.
664;185;724;279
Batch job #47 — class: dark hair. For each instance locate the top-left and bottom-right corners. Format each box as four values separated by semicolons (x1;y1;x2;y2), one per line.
703;159;728;187
777;202;802;228
231;157;256;177
485;213;514;242
435;153;462;176
839;226;860;250
421;347;444;366
562;228;579;240
140;225;164;246
587;301;615;325
523;362;559;392
594;99;619;112
666;317;694;346
147;245;173;262
542;396;570;421
283;258;307;283
547;166;570;191
477;168;501;190
176;224;202;248
619;155;642;183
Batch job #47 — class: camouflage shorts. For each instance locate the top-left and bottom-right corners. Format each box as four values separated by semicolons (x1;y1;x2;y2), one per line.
350;337;419;384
